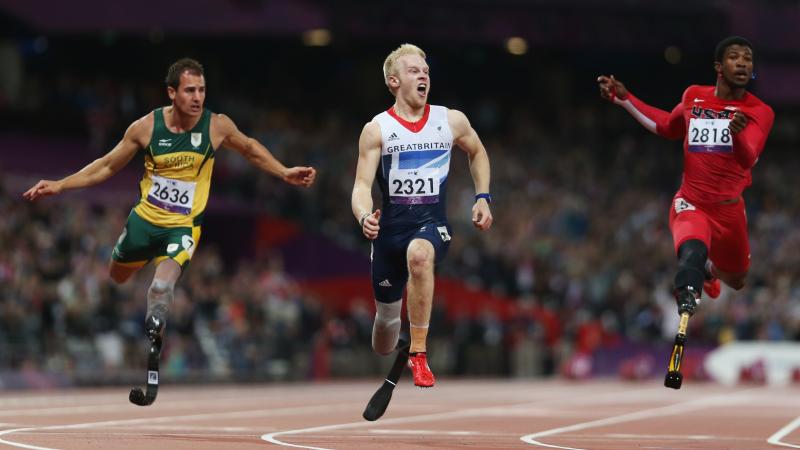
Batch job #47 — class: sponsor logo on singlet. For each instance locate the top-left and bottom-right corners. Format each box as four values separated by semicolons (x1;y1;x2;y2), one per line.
690;106;734;119
158;154;196;170
386;141;451;154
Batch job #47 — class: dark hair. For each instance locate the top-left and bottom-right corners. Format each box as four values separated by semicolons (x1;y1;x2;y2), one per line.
714;36;754;63
165;58;204;89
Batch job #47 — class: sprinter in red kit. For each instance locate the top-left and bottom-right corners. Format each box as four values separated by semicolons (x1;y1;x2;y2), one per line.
597;36;774;315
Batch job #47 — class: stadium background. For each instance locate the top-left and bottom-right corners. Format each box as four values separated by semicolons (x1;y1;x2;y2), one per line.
0;0;798;389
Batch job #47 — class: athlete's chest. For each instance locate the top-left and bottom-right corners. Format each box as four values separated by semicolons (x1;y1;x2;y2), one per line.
684;102;740;120
149;131;211;173
682;101;742;154
381;120;453;156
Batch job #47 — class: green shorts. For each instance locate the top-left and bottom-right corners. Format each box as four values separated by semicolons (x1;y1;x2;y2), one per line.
111;210;201;270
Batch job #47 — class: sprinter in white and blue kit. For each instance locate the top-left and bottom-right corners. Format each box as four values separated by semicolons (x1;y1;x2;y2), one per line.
352;44;492;388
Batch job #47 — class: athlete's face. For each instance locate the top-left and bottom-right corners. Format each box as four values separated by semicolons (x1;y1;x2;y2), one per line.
391;55;429;108
168;71;206;117
716;44;753;89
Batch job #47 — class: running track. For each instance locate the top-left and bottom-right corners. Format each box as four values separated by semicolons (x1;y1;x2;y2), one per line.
0;380;798;449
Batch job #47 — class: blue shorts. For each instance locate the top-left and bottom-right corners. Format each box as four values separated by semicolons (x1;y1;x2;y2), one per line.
371;222;452;303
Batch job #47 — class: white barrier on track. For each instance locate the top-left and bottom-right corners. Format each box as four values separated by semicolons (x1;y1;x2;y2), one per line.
704;342;800;386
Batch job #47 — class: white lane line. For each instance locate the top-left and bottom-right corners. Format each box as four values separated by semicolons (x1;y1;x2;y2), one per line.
603;433;714;440
0;394;303;418
260;386;658;450
0;428;55;450
0;402;362;450
768;415;800;448
520;389;761;450
368;429;486;436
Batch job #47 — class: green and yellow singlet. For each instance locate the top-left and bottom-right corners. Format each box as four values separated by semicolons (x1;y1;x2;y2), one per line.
134;108;215;228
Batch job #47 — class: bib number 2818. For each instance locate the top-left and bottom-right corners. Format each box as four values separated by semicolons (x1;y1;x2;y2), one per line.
688;118;732;153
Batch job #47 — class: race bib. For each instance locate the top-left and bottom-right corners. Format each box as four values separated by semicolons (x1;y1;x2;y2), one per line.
389;167;440;205
688;118;732;153
147;175;196;215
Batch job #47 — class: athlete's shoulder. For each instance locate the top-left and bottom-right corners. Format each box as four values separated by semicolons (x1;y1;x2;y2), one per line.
744;91;773;112
209;111;229;124
210;111;237;134
126;111;155;143
360;119;382;144
372;105;393;119
681;85;713;103
744;93;775;129
445;108;469;126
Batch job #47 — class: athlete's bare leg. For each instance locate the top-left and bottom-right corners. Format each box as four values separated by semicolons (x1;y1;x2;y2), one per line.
406;238;435;353
109;261;141;284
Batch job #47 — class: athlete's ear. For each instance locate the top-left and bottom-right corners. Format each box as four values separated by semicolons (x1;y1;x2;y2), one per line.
167;86;176;101
388;75;400;89
713;61;722;75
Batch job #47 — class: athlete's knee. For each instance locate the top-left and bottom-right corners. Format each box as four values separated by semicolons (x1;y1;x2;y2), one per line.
148;278;174;299
722;272;747;290
407;242;434;277
729;278;746;290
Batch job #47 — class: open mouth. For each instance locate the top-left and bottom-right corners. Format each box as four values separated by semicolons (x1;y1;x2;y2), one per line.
417;83;428;95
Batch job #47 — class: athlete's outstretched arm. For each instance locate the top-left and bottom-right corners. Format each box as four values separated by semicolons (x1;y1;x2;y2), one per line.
215;114;316;187
729;107;775;169
23;115;149;201
448;109;492;231
597;75;684;140
351;121;382;240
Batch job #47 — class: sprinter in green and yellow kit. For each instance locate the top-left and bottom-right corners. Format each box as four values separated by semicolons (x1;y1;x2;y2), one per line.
24;58;316;405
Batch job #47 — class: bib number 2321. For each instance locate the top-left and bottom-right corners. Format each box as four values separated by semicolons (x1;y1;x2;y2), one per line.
389;168;439;205
147;175;196;215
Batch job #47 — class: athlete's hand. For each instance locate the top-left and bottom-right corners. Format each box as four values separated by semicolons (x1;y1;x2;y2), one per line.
472;199;492;231
597;75;628;102
361;209;381;240
729;111;748;134
23;179;63;201
283;166;316;187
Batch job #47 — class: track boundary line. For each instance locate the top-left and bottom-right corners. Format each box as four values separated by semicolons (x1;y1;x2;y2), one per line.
768;415;800;448
0;402;363;450
519;388;763;450
260;385;657;450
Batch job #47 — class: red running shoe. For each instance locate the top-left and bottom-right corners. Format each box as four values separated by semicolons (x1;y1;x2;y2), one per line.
703;278;720;299
408;353;435;387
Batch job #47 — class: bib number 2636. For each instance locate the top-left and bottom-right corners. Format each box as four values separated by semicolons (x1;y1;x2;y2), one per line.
147;175;196;215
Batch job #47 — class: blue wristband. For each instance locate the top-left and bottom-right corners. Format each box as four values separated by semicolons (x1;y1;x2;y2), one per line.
475;193;492;204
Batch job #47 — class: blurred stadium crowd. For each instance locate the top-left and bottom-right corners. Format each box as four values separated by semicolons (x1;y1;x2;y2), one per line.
1;30;800;385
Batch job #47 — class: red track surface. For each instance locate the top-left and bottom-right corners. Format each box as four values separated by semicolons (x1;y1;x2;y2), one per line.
0;379;798;449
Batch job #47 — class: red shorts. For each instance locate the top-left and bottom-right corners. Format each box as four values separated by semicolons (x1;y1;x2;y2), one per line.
668;193;750;274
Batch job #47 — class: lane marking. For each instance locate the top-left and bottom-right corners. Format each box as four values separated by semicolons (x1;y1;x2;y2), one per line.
603;433;714;440
368;429;487;436
520;389;761;450
768;415;800;448
260;386;658;450
0;394;311;418
0;402;363;450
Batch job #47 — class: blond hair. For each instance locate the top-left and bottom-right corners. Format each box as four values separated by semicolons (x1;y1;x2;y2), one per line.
383;43;426;92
